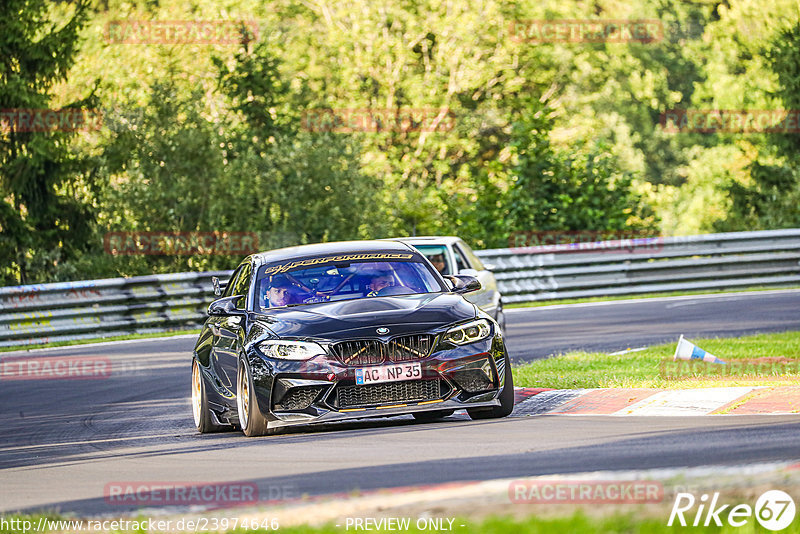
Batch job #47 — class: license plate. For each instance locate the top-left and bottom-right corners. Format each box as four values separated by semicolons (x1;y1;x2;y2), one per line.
355;362;421;385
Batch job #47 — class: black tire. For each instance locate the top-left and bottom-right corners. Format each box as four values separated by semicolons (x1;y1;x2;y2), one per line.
467;354;514;420
192;359;225;433
412;409;455;422
236;358;271;437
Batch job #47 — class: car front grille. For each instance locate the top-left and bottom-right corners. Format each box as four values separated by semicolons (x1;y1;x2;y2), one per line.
451;369;495;393
336;378;441;409
330;335;434;366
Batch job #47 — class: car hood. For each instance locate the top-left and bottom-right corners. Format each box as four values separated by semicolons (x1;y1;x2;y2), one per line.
251;293;476;340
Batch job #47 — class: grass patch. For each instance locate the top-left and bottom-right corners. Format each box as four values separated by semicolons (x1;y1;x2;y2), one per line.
506;285;800;309
513;330;800;389
0;329;201;353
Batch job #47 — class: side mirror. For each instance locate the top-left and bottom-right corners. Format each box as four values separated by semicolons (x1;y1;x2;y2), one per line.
444;275;481;294
208;295;245;316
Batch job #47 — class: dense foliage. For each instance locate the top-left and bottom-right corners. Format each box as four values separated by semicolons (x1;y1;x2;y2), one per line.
0;0;96;284
1;0;798;284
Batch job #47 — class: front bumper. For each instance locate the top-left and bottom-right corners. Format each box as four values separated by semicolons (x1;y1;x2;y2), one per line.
243;333;509;430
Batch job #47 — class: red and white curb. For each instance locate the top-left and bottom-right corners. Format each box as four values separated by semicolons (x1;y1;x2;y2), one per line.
512;386;800;416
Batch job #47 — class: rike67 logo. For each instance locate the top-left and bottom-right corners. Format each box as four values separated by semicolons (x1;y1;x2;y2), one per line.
669;490;796;530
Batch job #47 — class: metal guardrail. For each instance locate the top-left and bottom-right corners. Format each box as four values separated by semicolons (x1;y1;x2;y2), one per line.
0;272;230;348
474;228;800;303
1;229;799;347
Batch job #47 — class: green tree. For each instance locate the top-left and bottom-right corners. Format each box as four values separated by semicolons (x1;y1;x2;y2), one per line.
0;0;96;284
716;21;800;230
95;80;228;275
505;99;656;239
214;41;385;247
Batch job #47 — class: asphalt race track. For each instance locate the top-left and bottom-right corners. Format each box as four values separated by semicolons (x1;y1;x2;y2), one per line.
505;289;800;361
1;290;799;515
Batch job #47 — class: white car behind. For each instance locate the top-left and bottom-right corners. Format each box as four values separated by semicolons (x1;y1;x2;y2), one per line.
397;236;505;332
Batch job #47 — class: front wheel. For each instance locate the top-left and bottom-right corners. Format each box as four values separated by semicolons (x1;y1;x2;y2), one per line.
236;358;271;437
467;354;514;420
192;360;225;433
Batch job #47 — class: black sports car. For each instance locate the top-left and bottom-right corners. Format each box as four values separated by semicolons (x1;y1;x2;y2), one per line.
191;240;514;437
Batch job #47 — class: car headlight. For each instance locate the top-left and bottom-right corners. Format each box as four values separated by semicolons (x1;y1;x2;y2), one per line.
258;340;326;360
442;319;492;345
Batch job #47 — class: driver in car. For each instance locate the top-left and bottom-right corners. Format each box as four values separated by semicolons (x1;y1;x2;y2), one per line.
264;275;293;308
429;253;447;274
365;273;394;297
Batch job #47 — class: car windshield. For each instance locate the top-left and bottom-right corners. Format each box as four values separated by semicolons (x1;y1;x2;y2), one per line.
255;255;444;310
